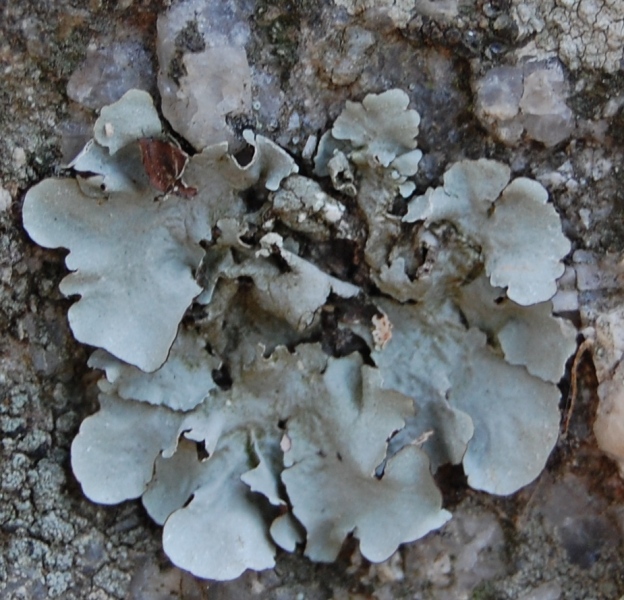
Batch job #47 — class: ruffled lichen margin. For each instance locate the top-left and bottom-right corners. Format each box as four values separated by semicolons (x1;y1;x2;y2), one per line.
22;89;577;580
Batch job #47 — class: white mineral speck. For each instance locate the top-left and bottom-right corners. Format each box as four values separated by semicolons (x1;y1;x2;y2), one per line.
12;147;26;168
323;204;343;223
257;232;284;256
0;187;12;211
288;112;300;130
280;434;292;453
302;134;318;160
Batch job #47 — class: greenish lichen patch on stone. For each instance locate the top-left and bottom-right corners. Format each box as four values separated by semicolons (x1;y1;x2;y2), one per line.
23;87;575;581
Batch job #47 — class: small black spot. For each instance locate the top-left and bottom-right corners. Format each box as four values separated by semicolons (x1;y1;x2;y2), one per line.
212;364;232;390
268;250;292;274
241;188;269;212
236;275;254;288
196;440;210;461
233;144;256;167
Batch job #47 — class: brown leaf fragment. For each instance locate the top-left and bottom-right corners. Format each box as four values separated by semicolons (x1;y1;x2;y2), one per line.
139;138;197;198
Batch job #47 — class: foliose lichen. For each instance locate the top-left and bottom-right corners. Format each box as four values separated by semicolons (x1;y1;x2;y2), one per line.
22;87;576;581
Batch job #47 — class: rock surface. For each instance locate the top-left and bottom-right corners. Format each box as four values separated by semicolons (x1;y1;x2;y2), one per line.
2;0;624;598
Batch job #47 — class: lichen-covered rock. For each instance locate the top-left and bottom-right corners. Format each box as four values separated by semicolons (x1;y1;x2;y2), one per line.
282;357;450;562
404;159;570;305
271;175;347;240
369;298;564;495
22;176;205;372
331;89;421;168
89;329;221;412
158;434;278;580
24;87;576;582
71;395;184;504
314;88;423;280
226;236;360;331
511;0;624;73
23;90;297;372
456;275;577;383
93;89;163;155
74;342;447;578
